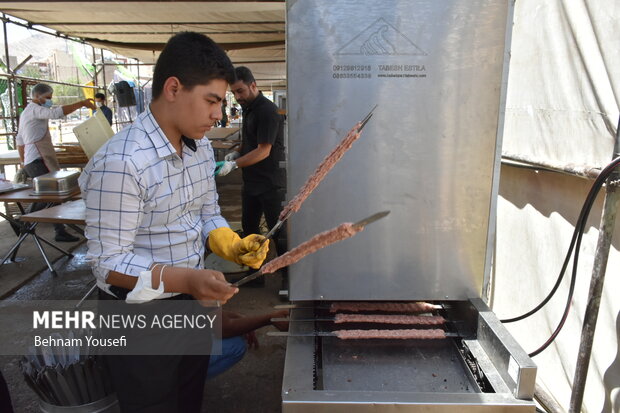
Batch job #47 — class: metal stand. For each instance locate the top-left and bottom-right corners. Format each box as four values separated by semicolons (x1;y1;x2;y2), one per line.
569;118;620;412
0;212;74;277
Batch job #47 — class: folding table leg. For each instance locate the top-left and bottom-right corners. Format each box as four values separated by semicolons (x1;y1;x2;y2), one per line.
8;222;38;262
67;224;84;236
1;231;31;265
0;211;28;263
31;234;58;277
35;235;74;259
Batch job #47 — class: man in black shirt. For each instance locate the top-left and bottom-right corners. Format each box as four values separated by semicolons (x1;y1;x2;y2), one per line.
94;92;113;125
218;66;286;256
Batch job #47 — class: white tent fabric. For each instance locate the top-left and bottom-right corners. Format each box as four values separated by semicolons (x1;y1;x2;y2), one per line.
0;1;286;87
502;0;619;167
494;1;619;412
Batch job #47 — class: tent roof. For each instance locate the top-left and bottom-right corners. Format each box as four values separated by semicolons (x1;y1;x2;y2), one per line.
0;1;286;87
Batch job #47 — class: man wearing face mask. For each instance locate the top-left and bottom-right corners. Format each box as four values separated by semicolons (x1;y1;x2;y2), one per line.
93;92;113;125
16;82;95;242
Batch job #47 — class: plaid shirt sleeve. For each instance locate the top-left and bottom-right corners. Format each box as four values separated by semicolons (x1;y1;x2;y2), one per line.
80;156;154;280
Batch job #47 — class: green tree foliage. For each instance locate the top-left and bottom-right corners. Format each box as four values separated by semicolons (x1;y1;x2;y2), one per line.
20;65;42;79
50;78;84;105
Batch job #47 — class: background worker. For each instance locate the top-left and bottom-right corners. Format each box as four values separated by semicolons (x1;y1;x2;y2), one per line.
94;92;113;125
16;83;95;242
220;98;228;127
230;103;239;119
218;67;287;266
79;32;268;412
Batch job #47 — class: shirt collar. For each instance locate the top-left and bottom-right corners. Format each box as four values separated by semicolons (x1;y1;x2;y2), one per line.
144;105;197;158
243;91;264;114
182;136;197;152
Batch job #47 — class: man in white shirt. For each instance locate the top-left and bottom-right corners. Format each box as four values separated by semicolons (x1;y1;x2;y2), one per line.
79;32;269;412
16;83;95;241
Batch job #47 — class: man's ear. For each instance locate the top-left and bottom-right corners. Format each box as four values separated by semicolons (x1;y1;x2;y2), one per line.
162;77;182;102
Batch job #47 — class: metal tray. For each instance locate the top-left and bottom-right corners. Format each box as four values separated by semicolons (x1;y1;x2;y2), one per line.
32;171;80;195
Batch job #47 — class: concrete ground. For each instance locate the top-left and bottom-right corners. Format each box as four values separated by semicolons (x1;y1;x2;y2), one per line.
0;170;287;413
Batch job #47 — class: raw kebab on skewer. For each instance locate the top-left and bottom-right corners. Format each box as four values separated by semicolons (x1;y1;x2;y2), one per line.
264;105;377;239
233;211;388;287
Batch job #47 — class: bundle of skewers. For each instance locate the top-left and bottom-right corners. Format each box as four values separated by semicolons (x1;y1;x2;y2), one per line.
20;331;114;407
270;301;459;341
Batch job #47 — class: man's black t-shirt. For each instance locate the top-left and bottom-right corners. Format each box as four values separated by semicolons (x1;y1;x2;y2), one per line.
96;104;113;125
240;92;285;194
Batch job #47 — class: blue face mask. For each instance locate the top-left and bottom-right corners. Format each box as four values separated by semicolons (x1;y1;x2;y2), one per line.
42;99;53;108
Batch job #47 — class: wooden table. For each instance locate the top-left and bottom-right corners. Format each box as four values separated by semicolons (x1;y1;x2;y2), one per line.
0;187;82;276
0;148;88;173
206;127;240;141
0;151;21;174
21;199;96;302
20;199;85;226
210;140;241;161
0;187;81;204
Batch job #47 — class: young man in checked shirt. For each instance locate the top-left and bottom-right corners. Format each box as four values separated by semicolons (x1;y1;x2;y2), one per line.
79;32;269;412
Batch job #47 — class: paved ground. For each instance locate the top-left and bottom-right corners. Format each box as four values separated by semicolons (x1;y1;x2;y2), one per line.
0;170;287;412
0;221;84;299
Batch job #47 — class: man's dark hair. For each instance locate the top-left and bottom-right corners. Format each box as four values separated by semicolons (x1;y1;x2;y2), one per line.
94;92;106;100
152;32;235;99
234;66;256;85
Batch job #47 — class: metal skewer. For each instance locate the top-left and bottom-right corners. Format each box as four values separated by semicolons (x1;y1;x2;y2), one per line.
267;331;458;338
233;210;389;287
270;316;455;324
273;303;448;311
262;105;378;241
357;104;377;132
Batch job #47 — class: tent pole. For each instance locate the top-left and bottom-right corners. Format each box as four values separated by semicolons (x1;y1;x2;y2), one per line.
569;116;620;412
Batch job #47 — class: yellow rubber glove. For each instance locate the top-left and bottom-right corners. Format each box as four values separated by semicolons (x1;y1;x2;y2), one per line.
208;227;269;269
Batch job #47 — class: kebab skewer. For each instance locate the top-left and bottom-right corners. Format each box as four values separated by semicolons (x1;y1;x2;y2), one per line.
271;314;447;325
269;329;455;340
274;301;446;313
263;105;377;240
233;211;389;287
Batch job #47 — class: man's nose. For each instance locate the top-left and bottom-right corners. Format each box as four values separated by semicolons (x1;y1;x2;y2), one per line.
212;106;223;120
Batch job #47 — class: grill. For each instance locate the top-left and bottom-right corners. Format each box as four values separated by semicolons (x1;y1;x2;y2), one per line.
282;300;535;411
283;0;535;411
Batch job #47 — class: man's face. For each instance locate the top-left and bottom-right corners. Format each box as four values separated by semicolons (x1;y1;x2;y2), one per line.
174;78;227;139
95;98;104;107
230;80;258;108
36;93;53;104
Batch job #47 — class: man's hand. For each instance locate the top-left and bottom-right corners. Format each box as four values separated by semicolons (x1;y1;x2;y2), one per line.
186;269;238;303
83;99;96;110
208;227;269;269
245;331;259;349
270;309;289;332
216;161;238;177
224;151;240;162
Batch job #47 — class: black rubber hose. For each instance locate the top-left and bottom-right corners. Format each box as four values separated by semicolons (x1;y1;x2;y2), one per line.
525;157;620;357
501;156;620;324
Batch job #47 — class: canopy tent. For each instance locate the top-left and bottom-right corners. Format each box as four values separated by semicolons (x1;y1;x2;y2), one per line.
0;1;286;88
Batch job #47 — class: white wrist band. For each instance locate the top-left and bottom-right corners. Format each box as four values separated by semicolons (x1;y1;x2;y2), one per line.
159;264;167;288
126;264;167;304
